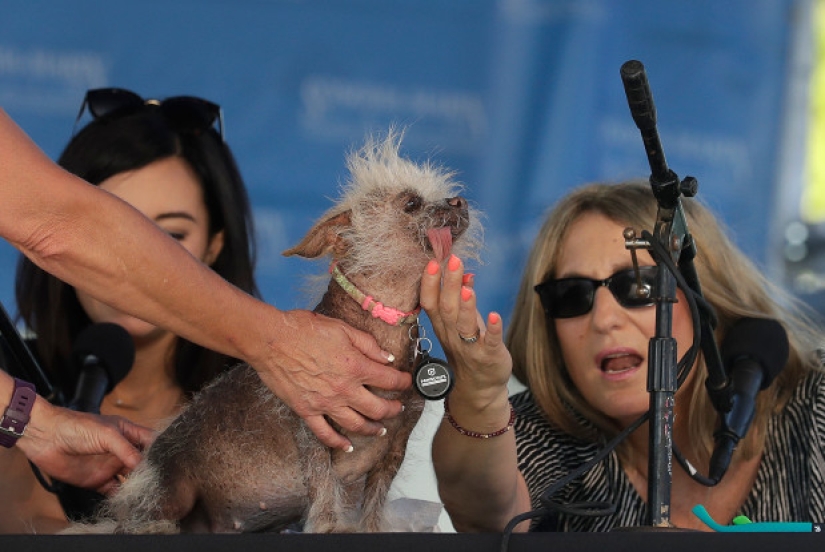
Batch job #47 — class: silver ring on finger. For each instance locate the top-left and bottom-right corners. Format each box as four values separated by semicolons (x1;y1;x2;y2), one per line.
458;329;480;344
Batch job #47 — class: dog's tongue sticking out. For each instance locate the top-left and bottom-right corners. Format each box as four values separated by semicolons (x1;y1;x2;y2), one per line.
428;227;453;262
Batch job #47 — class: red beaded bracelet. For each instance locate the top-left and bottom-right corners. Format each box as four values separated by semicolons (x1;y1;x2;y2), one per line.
443;396;515;439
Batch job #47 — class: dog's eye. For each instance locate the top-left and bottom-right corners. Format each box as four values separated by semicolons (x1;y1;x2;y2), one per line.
404;195;423;213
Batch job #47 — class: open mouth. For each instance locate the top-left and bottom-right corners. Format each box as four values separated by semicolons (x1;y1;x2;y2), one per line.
600;353;643;374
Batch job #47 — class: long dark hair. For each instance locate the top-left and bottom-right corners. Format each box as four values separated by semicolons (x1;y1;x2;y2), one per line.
16;101;260;396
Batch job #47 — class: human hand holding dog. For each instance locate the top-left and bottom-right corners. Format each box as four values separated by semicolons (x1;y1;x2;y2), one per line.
16;395;154;495
250;309;411;451
0;110;411;460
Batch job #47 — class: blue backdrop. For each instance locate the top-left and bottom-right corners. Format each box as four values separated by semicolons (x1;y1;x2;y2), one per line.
0;0;804;323
0;0;810;533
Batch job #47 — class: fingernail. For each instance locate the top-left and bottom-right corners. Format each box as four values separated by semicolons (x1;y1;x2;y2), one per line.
378;427;387;437
461;286;472;301
426;260;440;275
385;352;395;363
462;273;474;286
489;312;501;324
448;255;461;271
344;444;354;453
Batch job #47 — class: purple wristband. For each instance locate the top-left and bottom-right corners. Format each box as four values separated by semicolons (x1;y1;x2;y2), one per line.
0;378;37;448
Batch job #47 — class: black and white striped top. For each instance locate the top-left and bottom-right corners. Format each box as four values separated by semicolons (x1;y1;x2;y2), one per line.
512;370;825;531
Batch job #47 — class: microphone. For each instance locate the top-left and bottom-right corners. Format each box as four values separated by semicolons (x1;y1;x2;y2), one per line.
620;59;681;206
708;318;789;482
52;323;134;520
67;322;135;414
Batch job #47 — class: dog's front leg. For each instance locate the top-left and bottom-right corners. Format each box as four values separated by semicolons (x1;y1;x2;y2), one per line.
359;421;419;532
303;447;364;533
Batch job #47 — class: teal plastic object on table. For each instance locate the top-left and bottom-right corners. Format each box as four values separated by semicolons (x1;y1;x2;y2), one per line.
692;504;823;533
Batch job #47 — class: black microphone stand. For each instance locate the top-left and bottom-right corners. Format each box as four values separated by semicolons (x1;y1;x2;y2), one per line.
0;299;64;405
619;60;732;528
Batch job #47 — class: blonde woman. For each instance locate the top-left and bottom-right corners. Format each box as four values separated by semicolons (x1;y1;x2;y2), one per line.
422;181;825;532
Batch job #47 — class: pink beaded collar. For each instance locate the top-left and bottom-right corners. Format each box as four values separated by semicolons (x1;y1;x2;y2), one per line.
330;263;420;326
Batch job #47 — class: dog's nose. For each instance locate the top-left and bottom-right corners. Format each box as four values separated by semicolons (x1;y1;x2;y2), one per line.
447;196;466;209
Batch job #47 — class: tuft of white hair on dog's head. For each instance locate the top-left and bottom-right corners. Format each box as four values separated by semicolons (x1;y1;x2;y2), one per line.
342;128;463;210
325;127;483;280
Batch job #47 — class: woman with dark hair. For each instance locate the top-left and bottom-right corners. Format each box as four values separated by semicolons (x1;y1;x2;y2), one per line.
16;89;259;403
0;88;260;532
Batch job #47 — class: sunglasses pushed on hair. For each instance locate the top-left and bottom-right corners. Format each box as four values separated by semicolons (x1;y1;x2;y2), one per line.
534;266;659;319
73;87;224;141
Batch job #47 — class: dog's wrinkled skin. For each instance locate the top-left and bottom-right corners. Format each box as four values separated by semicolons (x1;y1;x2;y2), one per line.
66;130;481;534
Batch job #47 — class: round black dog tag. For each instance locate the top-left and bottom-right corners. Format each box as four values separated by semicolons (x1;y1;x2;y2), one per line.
413;353;454;400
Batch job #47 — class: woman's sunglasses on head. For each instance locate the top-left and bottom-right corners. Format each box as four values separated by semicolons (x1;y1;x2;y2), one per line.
73;87;224;141
534;266;659;319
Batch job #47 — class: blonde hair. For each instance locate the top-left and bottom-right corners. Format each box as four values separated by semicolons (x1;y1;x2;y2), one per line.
507;180;824;465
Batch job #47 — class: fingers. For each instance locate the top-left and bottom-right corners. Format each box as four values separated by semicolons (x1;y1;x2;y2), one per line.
456;283;482;342
117;418;156;454
290;381;400;448
443;255;466;316
419;256;513;396
420;259;445;325
305;412;387;453
95;421;145;471
306;392;396;452
304;415;353;451
336;323;411;428
344;323;397;365
314;364;406;428
325;395;392;435
89;456;130;495
259;310;413;449
363;364;412;397
341;324;411;392
421;255;478;342
274;314;407;446
97;476;121;496
425;255;465;327
308;312;411;395
484;311;504;348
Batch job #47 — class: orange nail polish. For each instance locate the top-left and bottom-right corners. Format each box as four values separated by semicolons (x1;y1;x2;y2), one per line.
461;286;473;301
489;312;501;324
426;260;440;275
462;273;475;285
448;255;461;271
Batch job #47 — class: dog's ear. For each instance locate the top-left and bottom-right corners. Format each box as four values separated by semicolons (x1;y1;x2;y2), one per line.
282;209;352;259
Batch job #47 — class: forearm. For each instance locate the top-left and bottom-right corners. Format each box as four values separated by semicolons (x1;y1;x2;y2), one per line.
0;371;69;533
0;109;273;366
1;110;404;450
26;203;273;364
432;393;531;532
1;370;67;459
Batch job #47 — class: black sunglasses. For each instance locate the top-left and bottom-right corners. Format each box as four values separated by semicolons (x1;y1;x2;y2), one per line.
534;266;659;319
73;87;225;141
